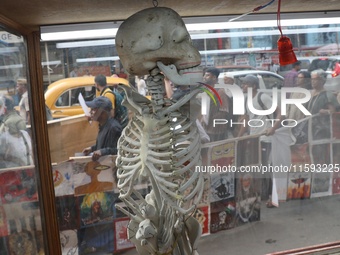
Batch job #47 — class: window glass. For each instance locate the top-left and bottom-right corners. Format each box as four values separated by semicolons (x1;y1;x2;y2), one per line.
41;16;340;255
0;30;45;254
56;90;70;107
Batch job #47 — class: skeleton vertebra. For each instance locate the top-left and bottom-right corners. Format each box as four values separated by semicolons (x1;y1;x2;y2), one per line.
115;7;204;255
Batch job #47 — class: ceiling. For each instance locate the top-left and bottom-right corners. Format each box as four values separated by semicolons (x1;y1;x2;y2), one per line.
1;0;340;32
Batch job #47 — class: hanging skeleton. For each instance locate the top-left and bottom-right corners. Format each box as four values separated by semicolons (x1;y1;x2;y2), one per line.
115;7;208;255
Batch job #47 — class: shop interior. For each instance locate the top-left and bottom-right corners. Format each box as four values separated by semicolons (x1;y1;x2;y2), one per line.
1;1;340;254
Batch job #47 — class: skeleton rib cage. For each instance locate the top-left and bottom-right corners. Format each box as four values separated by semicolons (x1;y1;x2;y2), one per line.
115;70;204;254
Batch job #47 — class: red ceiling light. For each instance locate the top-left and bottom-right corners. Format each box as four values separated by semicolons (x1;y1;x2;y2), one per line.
277;0;297;66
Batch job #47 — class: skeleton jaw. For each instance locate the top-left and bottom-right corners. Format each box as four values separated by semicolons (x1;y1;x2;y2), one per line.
157;61;203;86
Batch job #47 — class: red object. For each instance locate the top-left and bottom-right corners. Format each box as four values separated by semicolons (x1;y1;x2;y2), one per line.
332;62;340;77
277;36;297;66
276;0;297;66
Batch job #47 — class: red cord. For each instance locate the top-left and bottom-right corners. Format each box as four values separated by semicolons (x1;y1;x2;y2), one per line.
277;0;283;36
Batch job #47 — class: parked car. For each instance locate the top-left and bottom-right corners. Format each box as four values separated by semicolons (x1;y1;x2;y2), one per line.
45;76;129;119
308;57;340;92
215;65;256;73
217;70;284;93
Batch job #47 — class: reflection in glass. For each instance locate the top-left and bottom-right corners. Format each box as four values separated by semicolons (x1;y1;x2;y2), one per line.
0;30;44;254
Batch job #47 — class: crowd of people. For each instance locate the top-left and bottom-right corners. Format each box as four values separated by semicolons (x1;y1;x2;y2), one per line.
1;66;339;176
163;65;340;207
0;79;33;169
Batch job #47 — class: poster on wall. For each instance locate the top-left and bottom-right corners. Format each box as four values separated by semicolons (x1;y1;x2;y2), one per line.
55;195;79;230
210;172;235;203
53;161;74;197
210;141;235;167
78;191;117;228
114;217;135;252
60;230;78;255
72;155;116;196
311;172;332;198
210;199;236;233
234;172;261;226
0;167;38;204
287;172;311;200
193;205;210;236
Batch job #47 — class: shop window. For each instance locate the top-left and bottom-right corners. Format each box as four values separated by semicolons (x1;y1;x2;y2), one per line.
0;30;46;254
56;90;70;107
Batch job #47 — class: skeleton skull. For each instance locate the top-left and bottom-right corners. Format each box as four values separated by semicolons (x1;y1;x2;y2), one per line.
116;7;202;84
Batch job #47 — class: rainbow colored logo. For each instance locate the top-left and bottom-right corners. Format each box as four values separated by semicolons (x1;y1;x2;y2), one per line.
197;82;223;106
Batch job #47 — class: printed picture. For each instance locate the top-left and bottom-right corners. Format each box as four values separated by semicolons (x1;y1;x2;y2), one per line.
210;172;235;203
114;218;135;252
311;172;332;198
53;160;74;196
55;195;79;230
210;141;235;167
287;172;311;200
78;191;117;227
73;155;116;196
234;173;261;226
210;199;236;233
0;168;38;204
193;205;210;236
60;230;78;255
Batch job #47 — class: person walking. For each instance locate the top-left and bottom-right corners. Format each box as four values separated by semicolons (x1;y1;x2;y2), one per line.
200;67;232;142
16;78;30;125
0;95;33;168
0;95;26;134
82;96;122;161
283;61;301;88
94;74;128;128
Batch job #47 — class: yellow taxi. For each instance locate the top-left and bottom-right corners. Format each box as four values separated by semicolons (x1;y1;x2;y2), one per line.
45;76;129;119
